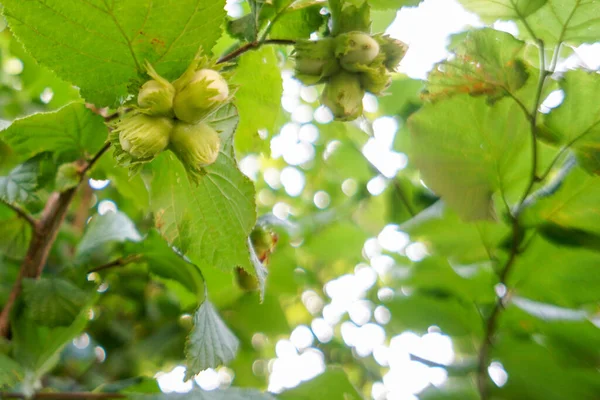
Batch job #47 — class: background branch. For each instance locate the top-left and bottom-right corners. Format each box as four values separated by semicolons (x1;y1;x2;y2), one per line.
0;199;37;228
0;392;125;400
0;142;109;338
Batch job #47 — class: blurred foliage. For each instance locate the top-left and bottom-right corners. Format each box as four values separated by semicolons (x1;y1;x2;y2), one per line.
1;1;600;400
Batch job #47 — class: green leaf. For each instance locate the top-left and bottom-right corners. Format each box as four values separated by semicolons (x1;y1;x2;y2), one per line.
2;0;226;106
0;354;24;390
377;76;423;117
0;217;31;259
129;388;275;400
55;162;81;192
77;211;142;259
12;303;90;379
150;108;256;273
408;95;530;220
387;292;483;336
510;237;600;307
526;0;600;46
457;0;546;21
248;238;268;302
400;201;508;264
329;0;371;35
223;292;289;344
278;367;362;400
521;166;600;235
227;15;257;43
270;4;326;40
22;277;89;327
0;102;107;163
423;29;529;102
231;46;282;153
132;230;205;300
0;160;38;204
491;338;600;400
369;0;422;9
501;302;600;368
184;300;240;380
545;70;600;174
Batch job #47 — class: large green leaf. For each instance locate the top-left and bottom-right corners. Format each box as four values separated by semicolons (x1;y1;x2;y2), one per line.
278;367;362;400
184;300;240;380
424;29;529;102
408;95;530;220
2;0;226;106
526;0;600;46
0;102;107;163
150;151;256;273
22;277;90;327
231;46;282;154
0;160;38;204
457;0;546;21
545;70;600;174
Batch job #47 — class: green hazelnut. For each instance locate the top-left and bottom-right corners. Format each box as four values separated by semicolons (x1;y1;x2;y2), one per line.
173;69;229;124
170;121;221;171
115;113;172;160
321;71;365;121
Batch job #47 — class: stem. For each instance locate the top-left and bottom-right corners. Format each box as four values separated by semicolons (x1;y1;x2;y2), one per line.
0;143;109;338
477;216;519;398
217;39;295;64
0;393;125;399
477;35;551;399
88;254;143;274
0;199;37;228
392;180;416;217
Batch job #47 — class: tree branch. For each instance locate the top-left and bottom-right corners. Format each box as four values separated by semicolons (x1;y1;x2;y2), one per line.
0;392;125;400
217;39;295;64
0;143;110;338
0;199;37;228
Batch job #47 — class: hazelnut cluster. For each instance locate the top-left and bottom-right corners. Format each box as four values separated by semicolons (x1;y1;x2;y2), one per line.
110;53;232;181
294;32;407;121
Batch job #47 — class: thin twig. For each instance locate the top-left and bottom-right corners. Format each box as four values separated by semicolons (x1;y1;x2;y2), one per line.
392;180;416;217
88;254;143;274
83;142;111;175
0;392;125;399
0;199;37;228
217;39;295;64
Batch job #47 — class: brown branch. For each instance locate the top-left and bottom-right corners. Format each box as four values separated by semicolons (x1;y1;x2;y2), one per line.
0;392;125;399
0;199;37;228
217;39;295;64
88;254;143;274
0;143;110;338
